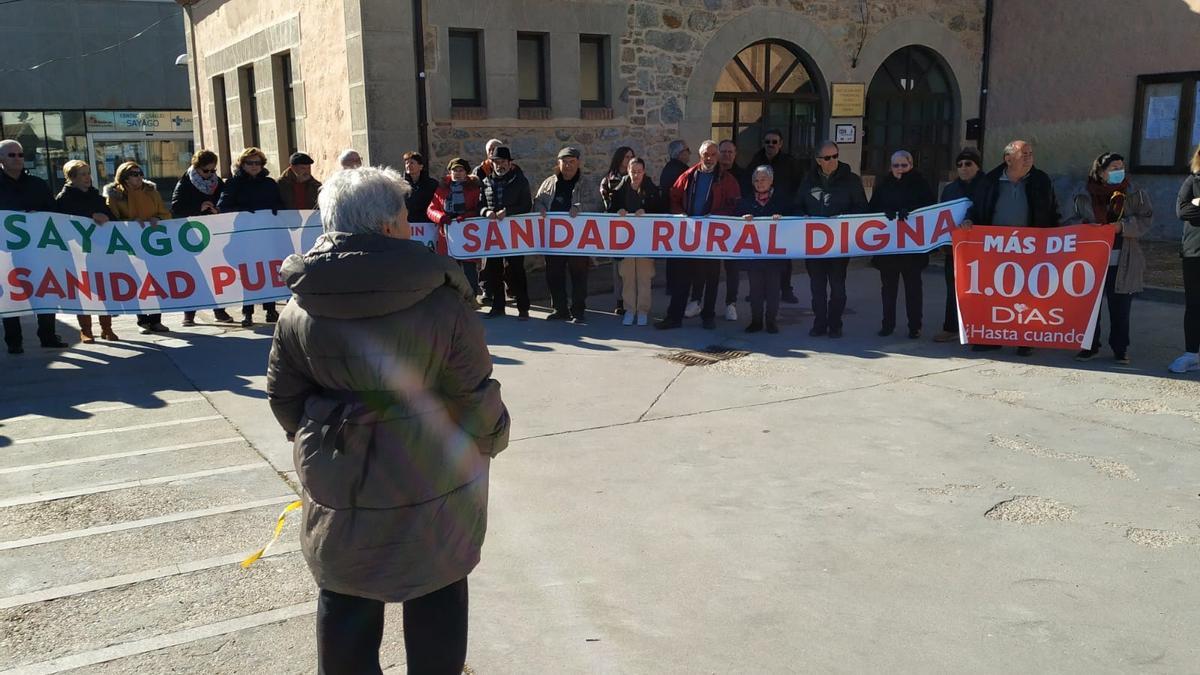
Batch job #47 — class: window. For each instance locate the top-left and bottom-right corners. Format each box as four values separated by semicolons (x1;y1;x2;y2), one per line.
517;33;547;107
580;35;608;107
239;65;261;148
212;75;232;177
449;30;483;107
274;53;298;156
1131;71;1200;173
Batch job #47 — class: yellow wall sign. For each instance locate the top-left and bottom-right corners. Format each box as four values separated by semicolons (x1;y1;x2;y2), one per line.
830;83;866;118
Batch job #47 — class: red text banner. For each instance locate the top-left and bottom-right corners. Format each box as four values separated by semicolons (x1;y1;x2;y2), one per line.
0;209;437;317
444;198;970;259
953;224;1116;350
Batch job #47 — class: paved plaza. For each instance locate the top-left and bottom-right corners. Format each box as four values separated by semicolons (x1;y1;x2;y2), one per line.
1;266;1197;674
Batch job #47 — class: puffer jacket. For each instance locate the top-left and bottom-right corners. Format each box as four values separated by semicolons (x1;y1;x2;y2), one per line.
216;168;283;213
266;232;510;603
104;181;171;221
1065;181;1153;294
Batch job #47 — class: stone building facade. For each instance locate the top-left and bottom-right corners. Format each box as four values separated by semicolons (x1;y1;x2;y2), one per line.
179;0;985;198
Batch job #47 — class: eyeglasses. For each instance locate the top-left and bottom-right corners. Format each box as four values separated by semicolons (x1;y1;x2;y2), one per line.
243;160;264;166
125;171;144;177
4;152;23;158
764;139;781;146
956;161;975;168
891;163;911;169
817;154;839;161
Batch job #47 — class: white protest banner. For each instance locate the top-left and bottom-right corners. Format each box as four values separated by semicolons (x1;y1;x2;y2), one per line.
444;198;970;260
0;210;440;317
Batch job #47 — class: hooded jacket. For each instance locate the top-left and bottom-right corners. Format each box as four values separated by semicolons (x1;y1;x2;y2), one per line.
104;181;171;221
277;168;322;210
267;232;510;602
217;167;284;213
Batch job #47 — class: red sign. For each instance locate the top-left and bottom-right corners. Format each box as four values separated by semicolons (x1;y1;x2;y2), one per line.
953;224;1115;350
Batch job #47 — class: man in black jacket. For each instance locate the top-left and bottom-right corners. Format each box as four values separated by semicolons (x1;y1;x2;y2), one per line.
964;139;1060;356
1;139;65;353
794;141;869;338
934;147;988;343
478;146;532;319
402;151;438;225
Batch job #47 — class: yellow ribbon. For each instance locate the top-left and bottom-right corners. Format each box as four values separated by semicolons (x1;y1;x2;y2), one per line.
241;500;303;568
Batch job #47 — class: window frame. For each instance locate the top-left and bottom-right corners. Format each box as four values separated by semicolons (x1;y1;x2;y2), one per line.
448;29;484;108
212;74;232;177
238;65;261;148
1130;71;1200;174
517;32;548;108
579;34;609;108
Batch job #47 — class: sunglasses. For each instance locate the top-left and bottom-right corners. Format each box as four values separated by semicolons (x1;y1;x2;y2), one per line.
5;152;23;158
956;161;975;168
892;163;911;169
817;154;839;161
125;171;144;177
764;139;781;145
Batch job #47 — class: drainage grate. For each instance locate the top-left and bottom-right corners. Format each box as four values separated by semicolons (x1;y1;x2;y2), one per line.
658;346;752;367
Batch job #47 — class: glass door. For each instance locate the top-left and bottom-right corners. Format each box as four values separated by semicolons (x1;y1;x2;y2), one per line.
88;132;194;203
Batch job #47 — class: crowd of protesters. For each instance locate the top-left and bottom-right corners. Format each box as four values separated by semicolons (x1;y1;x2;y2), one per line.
1;134;1199;374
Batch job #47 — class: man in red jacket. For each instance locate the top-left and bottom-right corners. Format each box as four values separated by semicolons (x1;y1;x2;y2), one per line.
657;140;741;330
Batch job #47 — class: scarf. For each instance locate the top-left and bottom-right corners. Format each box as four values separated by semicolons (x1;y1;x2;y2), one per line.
755;187;773;208
449;180;466;215
1086;178;1128;223
188;166;219;196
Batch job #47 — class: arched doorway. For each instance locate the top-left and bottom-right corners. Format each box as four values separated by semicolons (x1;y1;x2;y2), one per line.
711;40;824;168
862;45;957;186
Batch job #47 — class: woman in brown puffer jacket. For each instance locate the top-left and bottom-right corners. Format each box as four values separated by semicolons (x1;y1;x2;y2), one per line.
266;167;510;675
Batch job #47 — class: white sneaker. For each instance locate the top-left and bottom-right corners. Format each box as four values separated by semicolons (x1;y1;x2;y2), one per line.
622;312;635;326
636;312;648;326
684;300;702;318
1167;352;1200;373
724;303;738;321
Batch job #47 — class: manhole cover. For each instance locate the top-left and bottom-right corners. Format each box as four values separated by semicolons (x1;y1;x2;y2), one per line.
658;346;752;367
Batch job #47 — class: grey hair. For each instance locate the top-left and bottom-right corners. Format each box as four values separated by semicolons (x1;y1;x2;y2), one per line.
667;139;687;160
698;139;719;154
337;148;362;166
318;166;412;235
485;138;504;153
890;150;913;165
752;165;774;180
816;140;838;155
1003;140;1030;158
0;139;21;154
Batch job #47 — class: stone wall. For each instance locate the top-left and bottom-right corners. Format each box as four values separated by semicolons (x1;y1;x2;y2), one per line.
423;0;986;187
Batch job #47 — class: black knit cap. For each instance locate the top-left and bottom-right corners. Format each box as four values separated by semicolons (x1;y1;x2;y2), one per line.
954;147;982;166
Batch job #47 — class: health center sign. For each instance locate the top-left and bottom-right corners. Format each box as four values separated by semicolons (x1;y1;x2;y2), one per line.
953;224;1116;350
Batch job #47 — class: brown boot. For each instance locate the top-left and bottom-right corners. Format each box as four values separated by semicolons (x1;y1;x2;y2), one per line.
99;315;118;341
77;315;95;343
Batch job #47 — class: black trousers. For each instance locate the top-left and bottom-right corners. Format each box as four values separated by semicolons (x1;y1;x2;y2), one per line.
879;264;924;332
667;259;720;320
137;313;162;326
781;259;794;293
545;255;589;317
748;260;785;321
3;314;57;347
242;303;277;316
1088;265;1134;354
1183;256;1200;353
724;259;741;305
806;258;849;331
317;578;468;675
482;256;529;313
942;250;958;333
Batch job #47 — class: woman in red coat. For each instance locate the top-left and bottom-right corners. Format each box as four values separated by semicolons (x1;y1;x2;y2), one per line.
427;158;483;302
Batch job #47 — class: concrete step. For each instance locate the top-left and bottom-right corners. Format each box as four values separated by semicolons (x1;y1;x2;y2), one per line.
0;397;217;440
0;418;243;470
